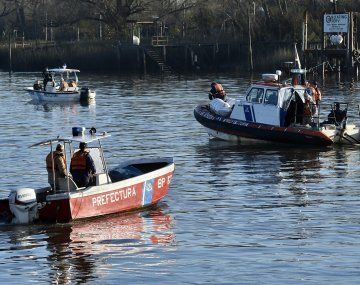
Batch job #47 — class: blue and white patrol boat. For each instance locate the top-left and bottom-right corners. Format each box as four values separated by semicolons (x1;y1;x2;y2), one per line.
194;71;360;146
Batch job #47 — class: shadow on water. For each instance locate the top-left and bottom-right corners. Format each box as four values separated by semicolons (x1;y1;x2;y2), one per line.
0;205;174;284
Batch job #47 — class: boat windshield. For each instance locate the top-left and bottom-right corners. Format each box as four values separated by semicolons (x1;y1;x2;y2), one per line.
47;68;80;85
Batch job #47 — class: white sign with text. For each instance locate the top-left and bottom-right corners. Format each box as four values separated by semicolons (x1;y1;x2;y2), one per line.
324;14;348;33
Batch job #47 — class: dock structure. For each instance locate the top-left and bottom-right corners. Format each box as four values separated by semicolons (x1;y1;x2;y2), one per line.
303;11;360;75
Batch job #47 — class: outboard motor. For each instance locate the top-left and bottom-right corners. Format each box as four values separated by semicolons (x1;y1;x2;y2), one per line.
80;87;96;101
8;188;38;224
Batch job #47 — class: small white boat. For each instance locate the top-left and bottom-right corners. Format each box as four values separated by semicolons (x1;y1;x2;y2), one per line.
25;65;96;102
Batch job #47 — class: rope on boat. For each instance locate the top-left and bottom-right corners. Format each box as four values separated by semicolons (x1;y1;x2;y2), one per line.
306;61;334;73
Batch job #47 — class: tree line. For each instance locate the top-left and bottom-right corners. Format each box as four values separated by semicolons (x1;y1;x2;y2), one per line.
0;0;360;44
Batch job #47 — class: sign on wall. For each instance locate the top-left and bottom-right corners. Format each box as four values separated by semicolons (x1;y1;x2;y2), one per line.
324;14;349;33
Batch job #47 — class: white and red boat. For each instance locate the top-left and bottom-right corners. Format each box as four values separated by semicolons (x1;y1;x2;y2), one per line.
25;66;96;102
194;70;360;146
0;128;175;224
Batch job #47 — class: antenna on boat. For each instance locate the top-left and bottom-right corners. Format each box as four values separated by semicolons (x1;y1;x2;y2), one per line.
276;70;282;83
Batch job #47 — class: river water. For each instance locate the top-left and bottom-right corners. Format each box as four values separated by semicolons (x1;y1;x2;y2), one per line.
0;71;360;284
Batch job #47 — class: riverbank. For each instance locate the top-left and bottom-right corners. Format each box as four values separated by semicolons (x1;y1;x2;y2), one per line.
0;40;293;73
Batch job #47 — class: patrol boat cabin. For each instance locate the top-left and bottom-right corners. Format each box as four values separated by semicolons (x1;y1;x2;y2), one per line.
230;74;310;128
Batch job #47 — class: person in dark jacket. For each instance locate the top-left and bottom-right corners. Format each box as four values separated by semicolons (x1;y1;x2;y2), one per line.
70;142;96;187
46;144;67;190
42;68;53;91
327;102;346;125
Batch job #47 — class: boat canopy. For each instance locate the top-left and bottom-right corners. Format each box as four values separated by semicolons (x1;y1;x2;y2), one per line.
48;68;80;73
30;132;111;148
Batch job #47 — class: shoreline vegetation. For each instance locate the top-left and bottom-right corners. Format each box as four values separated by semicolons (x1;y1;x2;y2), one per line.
0;0;358;74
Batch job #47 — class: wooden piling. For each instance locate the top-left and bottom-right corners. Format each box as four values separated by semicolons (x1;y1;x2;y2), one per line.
184;45;188;70
163;46;166;63
248;9;253;71
142;48;146;74
8;32;12;73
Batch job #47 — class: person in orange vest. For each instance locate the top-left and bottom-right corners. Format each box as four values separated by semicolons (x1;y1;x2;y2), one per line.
209;82;227;101
70;142;96;188
46;144;67;190
307;81;322;106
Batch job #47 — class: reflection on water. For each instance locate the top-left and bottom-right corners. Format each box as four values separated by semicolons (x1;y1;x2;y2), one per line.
28;99;96;113
194;140;359;209
0;206;174;284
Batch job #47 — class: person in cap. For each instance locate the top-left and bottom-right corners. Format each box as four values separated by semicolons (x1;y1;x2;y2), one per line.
46;144;67;190
70;142;96;188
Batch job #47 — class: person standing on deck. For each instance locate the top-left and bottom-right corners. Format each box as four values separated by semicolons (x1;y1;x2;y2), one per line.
70;142;96;188
46;144;67;190
42;68;53;91
307;81;322;106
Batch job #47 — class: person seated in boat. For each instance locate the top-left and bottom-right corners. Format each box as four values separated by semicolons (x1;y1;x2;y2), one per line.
60;78;69;91
68;80;77;88
42;68;54;91
46;144;68;190
70;142;96;188
33;80;43;91
326;103;347;125
208;82;227;101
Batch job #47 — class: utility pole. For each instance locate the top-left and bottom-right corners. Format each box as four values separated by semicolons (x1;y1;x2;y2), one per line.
99;14;102;39
45;12;48;41
50;20;53;41
248;7;254;71
8;31;12;74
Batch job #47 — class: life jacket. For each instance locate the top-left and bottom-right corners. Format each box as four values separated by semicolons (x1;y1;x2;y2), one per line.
70;151;87;171
303;101;312;116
